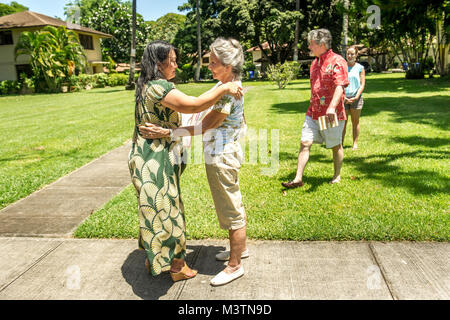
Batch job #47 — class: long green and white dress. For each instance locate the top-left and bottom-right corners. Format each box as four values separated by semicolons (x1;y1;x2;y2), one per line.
128;79;186;276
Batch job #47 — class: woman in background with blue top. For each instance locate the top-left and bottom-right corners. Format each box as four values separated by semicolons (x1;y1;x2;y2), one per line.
140;37;248;287
342;45;366;150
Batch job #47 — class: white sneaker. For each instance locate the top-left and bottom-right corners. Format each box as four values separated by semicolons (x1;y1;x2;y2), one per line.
210;266;244;286
215;248;250;261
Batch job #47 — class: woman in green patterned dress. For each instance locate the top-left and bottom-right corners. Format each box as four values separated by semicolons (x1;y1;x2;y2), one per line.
129;40;243;282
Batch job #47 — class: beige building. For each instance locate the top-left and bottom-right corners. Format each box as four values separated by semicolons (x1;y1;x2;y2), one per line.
0;11;112;81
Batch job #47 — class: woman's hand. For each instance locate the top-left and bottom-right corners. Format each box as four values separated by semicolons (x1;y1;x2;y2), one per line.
222;81;244;100
138;123;170;139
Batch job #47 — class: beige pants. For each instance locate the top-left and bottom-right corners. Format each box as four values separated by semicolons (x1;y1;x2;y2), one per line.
205;151;246;230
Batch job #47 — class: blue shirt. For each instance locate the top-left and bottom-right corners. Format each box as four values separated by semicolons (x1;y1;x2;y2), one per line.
345;63;364;98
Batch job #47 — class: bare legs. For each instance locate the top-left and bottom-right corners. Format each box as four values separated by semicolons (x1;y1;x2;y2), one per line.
291;141;343;184
225;226;247;273
292;141;313;183
330;143;343;183
342;108;361;150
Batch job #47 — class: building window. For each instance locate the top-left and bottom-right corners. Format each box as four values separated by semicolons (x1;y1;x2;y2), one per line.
79;34;94;50
0;31;13;45
15;64;33;79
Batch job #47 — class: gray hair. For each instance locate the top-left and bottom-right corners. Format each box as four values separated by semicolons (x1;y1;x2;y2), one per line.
308;28;332;49
210;37;244;79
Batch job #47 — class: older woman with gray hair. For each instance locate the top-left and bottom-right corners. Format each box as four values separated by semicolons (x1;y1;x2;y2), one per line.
140;37;248;286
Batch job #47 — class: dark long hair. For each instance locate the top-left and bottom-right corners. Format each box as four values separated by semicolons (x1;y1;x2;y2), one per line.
136;40;176;99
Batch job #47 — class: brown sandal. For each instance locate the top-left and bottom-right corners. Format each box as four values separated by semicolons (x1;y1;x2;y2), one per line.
170;263;198;282
281;180;304;189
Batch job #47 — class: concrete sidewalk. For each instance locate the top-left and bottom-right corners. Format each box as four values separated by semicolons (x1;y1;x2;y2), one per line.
0;141;132;237
0;140;448;300
0;237;448;300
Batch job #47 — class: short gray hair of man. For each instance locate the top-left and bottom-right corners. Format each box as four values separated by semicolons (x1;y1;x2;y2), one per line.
210;37;244;79
307;28;332;49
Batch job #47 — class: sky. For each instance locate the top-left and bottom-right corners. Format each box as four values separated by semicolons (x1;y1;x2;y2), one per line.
0;0;187;21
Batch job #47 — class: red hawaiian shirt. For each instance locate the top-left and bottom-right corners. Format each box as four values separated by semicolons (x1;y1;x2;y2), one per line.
306;49;349;121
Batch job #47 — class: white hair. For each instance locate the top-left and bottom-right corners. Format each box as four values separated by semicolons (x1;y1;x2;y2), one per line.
210;37;244;79
308;28;332;50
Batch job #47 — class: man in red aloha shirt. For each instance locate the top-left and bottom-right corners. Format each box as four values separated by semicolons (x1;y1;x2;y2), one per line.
282;28;349;189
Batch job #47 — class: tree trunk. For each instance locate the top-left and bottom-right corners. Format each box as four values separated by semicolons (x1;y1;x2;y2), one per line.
342;0;349;56
195;0;201;82
126;0;136;90
293;0;300;61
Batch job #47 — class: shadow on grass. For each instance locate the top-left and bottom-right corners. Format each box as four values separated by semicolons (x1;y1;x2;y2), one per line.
278;146;449;196
392;136;450;148
344;150;449;195
363;76;450;94
84;88;125;94
271;95;449;131
270;100;309;114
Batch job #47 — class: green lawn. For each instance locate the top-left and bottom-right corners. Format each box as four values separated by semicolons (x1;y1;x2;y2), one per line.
0;87;135;209
2;74;449;241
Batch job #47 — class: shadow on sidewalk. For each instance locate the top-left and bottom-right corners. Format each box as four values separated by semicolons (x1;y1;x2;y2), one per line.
120;244;226;299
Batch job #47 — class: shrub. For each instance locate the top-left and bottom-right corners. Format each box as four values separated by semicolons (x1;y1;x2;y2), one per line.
176;64;195;83
266;61;298;89
200;66;212;80
0;80;21;95
93;73;109;88
107;73;128;87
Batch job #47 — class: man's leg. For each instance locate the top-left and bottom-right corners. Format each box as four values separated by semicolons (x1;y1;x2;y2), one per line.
330;143;344;183
342;116;349;147
293;141;313;183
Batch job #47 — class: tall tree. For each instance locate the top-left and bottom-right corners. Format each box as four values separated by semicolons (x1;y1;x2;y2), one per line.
126;0;137;90
0;1;28;17
64;0;152;62
293;0;300;61
177;0;342;64
195;0;201;81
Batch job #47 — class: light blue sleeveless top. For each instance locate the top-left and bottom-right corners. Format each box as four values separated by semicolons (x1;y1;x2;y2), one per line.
345;63;364;98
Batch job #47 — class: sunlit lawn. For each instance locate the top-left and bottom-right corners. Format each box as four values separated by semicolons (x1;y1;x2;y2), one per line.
1;74;448;240
72;73;449;241
0;87;135;209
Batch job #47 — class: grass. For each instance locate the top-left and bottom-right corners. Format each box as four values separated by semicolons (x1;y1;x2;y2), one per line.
73;73;450;241
0;87;135;209
1;74;448;241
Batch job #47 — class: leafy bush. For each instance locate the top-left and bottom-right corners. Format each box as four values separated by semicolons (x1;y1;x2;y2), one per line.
176;64;195;83
243;61;256;72
0;80;21;95
200;66;212;80
107;73;128;87
266;61;298;89
93;73;109;88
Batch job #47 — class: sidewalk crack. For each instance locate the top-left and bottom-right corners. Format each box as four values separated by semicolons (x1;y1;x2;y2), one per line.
0;241;64;293
368;242;398;300
175;245;203;300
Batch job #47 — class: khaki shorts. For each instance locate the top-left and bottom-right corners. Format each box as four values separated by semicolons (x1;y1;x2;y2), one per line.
205;151;246;230
345;95;364;110
301;115;345;149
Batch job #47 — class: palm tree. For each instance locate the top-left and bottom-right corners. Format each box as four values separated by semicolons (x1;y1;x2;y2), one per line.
42;26;87;77
126;0;137;90
15;26;87;92
195;0;201;82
